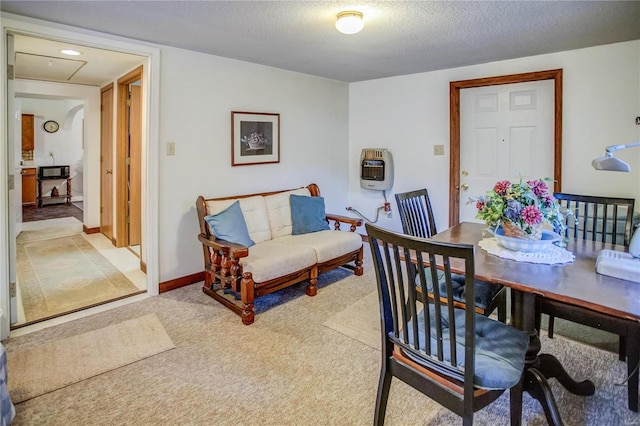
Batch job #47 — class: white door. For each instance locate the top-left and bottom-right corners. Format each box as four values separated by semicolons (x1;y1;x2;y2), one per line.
459;80;555;223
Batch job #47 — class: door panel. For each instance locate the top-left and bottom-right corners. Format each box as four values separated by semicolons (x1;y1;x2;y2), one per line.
459;80;554;223
100;84;114;241
128;83;142;247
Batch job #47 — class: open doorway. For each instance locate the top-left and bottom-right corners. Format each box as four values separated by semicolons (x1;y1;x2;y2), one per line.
6;32;151;329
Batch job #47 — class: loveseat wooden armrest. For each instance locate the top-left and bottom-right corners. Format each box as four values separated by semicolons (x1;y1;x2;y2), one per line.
326;214;362;232
197;233;249;259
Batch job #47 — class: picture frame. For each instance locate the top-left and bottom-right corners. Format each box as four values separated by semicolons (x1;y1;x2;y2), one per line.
231;111;280;166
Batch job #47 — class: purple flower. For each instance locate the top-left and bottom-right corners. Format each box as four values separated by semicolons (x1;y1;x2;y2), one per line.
527;180;548;197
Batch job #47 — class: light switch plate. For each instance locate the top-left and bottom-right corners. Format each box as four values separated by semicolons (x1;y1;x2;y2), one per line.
434;144;444;156
166;142;175;156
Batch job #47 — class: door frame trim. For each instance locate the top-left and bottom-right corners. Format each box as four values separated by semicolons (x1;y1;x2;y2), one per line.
449;69;563;226
100;82;114;243
116;65;143;247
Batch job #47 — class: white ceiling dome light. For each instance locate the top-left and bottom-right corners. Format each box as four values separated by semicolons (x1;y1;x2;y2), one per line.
335;11;364;35
60;49;82;56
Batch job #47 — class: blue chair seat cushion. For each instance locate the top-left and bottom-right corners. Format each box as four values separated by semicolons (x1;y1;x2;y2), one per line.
417;267;503;310
405;308;528;390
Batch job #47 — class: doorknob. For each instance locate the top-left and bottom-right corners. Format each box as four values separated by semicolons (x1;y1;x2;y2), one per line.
105;169;112;174
461;184;469;191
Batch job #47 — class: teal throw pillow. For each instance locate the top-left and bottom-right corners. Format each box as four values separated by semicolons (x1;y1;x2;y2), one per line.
290;194;330;235
204;201;254;247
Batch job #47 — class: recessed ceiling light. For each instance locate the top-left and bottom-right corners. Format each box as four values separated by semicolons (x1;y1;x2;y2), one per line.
335;11;364;35
60;49;82;56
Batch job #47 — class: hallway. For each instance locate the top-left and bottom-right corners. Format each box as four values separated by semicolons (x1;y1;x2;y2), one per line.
13;207;146;331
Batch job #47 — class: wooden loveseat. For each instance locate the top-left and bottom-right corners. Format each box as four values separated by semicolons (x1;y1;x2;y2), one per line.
196;183;363;324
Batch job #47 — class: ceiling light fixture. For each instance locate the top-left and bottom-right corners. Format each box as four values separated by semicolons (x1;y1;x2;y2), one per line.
335;11;364;35
60;49;82;56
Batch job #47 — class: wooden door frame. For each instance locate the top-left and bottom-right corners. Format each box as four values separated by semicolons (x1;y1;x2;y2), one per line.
116;65;143;247
100;83;114;242
449;69;563;226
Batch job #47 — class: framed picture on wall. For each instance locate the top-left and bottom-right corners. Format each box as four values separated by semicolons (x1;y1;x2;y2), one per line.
231;111;280;166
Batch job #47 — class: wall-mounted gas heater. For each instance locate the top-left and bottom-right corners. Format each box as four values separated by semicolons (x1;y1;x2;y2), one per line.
360;148;393;191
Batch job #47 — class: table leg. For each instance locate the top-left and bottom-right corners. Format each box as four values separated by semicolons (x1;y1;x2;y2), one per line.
511;291;595;426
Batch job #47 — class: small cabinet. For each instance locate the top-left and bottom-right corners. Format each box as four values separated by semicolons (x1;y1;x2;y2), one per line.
21;114;34;151
21;167;37;206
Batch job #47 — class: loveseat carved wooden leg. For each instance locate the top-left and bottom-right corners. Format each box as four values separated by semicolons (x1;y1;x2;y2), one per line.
240;272;255;325
306;267;318;296
354;248;364;276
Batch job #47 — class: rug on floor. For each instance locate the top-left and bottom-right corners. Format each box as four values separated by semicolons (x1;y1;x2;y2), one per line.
17;233;141;322
17;217;83;243
6;313;175;403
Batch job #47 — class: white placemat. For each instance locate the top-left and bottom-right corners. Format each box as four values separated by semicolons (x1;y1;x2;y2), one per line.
478;237;575;264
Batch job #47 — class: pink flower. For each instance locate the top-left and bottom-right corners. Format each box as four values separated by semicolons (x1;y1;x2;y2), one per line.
521;205;543;225
493;180;511;195
527;180;548;197
476;200;485;210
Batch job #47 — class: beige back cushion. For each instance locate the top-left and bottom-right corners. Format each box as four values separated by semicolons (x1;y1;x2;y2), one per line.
265;187;312;238
205;196;272;244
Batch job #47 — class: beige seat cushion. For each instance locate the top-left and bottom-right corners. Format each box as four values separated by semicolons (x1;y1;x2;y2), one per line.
241;240;317;283
276;230;362;263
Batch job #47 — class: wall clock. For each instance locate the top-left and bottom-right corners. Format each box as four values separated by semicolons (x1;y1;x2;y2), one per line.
43;120;60;133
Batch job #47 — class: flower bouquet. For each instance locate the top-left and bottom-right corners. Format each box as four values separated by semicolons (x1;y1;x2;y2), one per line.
471;178;567;241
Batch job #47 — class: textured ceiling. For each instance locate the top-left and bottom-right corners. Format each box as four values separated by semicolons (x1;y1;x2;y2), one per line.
2;1;639;83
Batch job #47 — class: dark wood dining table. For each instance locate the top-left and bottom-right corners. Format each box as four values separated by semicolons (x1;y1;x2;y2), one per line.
430;222;640;426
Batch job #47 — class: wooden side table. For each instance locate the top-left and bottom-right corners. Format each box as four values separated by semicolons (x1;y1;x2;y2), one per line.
37;177;72;208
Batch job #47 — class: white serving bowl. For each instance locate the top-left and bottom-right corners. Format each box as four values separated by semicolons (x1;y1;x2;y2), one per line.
491;227;562;252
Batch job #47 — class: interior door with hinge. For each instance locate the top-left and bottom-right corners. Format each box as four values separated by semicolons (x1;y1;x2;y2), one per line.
458;80;555;223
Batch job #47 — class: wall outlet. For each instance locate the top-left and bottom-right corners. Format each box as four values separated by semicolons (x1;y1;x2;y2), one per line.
433;144;445;156
166;142;175;156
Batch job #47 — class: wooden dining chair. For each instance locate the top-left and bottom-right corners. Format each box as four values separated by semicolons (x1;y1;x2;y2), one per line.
536;192;640;411
541;193;636;353
367;223;528;425
395;189;507;322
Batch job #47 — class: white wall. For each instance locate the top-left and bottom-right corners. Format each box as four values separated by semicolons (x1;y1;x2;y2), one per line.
158;47;349;280
349;40;640;235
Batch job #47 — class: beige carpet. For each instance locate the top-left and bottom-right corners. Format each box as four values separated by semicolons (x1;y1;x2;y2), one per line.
7;313;175;403
17;234;141;322
4;270;639;425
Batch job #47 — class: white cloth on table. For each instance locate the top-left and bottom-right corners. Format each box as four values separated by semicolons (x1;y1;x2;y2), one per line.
0;344;15;425
478;237;575;265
